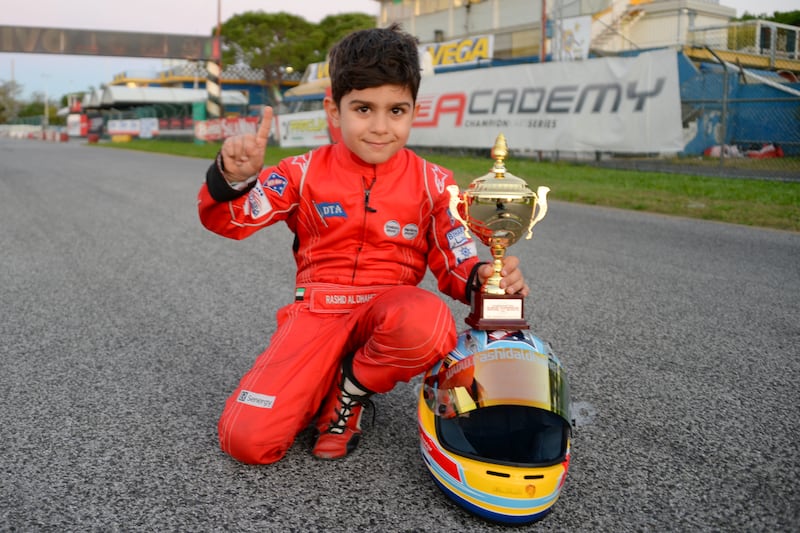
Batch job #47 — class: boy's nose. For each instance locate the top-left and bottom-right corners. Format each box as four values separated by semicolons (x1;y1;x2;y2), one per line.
371;113;389;133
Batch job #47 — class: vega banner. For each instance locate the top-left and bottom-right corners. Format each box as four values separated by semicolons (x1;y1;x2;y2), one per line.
409;49;684;153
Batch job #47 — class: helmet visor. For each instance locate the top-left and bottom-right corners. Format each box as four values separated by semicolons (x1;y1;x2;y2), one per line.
437;404;569;465
423;349;570;422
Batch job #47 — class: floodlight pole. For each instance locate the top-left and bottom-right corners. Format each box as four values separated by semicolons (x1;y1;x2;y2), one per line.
217;0;222;49
206;0;224;121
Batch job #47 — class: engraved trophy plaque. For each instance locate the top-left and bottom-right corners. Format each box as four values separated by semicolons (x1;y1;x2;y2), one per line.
448;134;549;330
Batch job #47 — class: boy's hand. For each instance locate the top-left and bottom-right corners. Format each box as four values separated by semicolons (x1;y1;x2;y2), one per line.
478;256;529;297
220;106;273;183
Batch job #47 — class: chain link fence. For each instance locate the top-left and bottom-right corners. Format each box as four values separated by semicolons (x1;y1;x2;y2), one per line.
557;52;800;181
665;20;800;179
676;51;800;180
545;21;800;180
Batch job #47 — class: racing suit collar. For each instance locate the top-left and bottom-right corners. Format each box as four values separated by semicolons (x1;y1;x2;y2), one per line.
333;141;408;175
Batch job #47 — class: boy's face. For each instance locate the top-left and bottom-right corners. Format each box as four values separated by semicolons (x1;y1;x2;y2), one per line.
324;84;419;165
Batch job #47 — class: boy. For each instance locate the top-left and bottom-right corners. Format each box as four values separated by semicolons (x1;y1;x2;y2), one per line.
197;24;528;464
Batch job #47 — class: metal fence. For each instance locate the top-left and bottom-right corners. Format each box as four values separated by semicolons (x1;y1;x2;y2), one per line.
689;20;800;67
676;47;800;179
545;50;800;180
559;20;800;180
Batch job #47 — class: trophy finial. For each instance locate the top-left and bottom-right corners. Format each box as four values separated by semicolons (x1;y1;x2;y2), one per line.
491;133;508;178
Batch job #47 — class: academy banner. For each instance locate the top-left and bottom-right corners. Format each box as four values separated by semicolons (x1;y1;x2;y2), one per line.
409;49;684;153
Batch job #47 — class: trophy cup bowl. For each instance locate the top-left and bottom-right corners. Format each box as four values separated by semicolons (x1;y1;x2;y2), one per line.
448;134;549;330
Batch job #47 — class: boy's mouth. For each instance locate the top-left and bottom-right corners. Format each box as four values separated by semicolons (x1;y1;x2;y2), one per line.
365;140;391;149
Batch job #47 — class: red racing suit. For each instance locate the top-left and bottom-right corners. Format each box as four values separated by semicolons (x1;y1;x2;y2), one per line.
198;141;480;464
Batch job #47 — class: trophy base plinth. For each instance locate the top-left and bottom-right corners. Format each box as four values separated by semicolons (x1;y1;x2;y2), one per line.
466;291;529;331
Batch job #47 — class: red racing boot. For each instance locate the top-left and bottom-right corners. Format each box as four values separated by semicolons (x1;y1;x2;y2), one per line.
312;370;373;460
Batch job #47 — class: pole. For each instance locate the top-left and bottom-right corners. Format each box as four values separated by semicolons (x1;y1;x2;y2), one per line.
541;0;547;63
206;0;224;121
43;90;49;133
706;47;728;172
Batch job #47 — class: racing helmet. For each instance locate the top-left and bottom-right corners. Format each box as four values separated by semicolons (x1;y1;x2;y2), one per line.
418;329;572;525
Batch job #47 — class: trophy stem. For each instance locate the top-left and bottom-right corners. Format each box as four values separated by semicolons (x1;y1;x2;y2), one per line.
485;244;506;295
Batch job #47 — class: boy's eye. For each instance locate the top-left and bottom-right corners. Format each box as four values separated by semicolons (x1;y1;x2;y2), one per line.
391;107;405;116
357;105;370;113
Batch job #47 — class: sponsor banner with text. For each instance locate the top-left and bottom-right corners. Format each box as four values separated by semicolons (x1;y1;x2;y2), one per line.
409;49;683;153
422;35;494;69
277;110;330;148
195;117;259;142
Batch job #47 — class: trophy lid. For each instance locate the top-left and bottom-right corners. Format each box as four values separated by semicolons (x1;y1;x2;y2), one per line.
468;134;533;200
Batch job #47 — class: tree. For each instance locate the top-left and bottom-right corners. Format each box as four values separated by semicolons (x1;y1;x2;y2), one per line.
738;10;800;26
218;11;376;86
0;80;22;123
218;12;316;87
316;13;379;57
772;11;800;26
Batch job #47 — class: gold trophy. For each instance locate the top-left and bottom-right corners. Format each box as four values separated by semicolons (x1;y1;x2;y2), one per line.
448;134;549;330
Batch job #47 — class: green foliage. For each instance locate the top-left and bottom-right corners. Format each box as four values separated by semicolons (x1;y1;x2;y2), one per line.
219;12;314;84
317;13;379;54
738;10;800;26
97;140;800;232
0;80;22;122
17;100;45;118
772;10;800;26
218;11;375;85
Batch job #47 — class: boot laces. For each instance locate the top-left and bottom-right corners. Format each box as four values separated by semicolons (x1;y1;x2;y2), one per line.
325;391;375;435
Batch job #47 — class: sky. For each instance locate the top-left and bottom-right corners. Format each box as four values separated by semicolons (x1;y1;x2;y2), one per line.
2;0;381;100
2;0;797;101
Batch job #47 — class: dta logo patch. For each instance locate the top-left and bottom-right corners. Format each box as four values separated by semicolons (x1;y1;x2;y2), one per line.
315;202;347;220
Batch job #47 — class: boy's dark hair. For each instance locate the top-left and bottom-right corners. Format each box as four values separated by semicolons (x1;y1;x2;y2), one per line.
328;23;421;106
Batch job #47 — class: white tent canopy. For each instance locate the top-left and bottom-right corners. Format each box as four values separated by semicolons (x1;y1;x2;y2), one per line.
98;86;248;107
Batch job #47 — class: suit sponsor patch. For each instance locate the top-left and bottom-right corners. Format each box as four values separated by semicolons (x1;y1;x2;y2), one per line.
402;223;419;240
265;173;287;195
384;220;401;237
246;181;272;219
237;390;276;409
446;226;469;248
315;202;347;220
430;164;447;194
453;242;478;265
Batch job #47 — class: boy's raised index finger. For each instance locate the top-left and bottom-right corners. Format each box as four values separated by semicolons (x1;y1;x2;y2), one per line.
255;106;273;145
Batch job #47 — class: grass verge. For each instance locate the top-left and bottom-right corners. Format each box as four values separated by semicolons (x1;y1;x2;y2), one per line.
97;139;800;232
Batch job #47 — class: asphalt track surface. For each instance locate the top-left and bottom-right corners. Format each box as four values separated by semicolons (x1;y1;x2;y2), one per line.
1;137;798;532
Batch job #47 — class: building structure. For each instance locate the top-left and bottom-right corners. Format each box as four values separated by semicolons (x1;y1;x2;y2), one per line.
372;0;798;72
108;62;297;110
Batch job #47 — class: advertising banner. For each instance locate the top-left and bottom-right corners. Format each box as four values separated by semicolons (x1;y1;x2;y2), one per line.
107;119;140;136
139;118;159;139
409;49;684;153
552;16;592;62
277;110;330;148
422;35;494;69
194;117;260;142
66;114;88;137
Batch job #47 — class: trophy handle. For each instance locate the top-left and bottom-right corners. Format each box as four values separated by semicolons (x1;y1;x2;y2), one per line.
525;186;550;240
447;185;471;239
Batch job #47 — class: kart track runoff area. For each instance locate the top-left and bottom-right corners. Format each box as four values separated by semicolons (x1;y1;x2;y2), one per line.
1;137;798;531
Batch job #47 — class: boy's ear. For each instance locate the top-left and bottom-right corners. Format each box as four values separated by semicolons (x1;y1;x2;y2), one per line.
323;96;340;127
412;102;420;120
